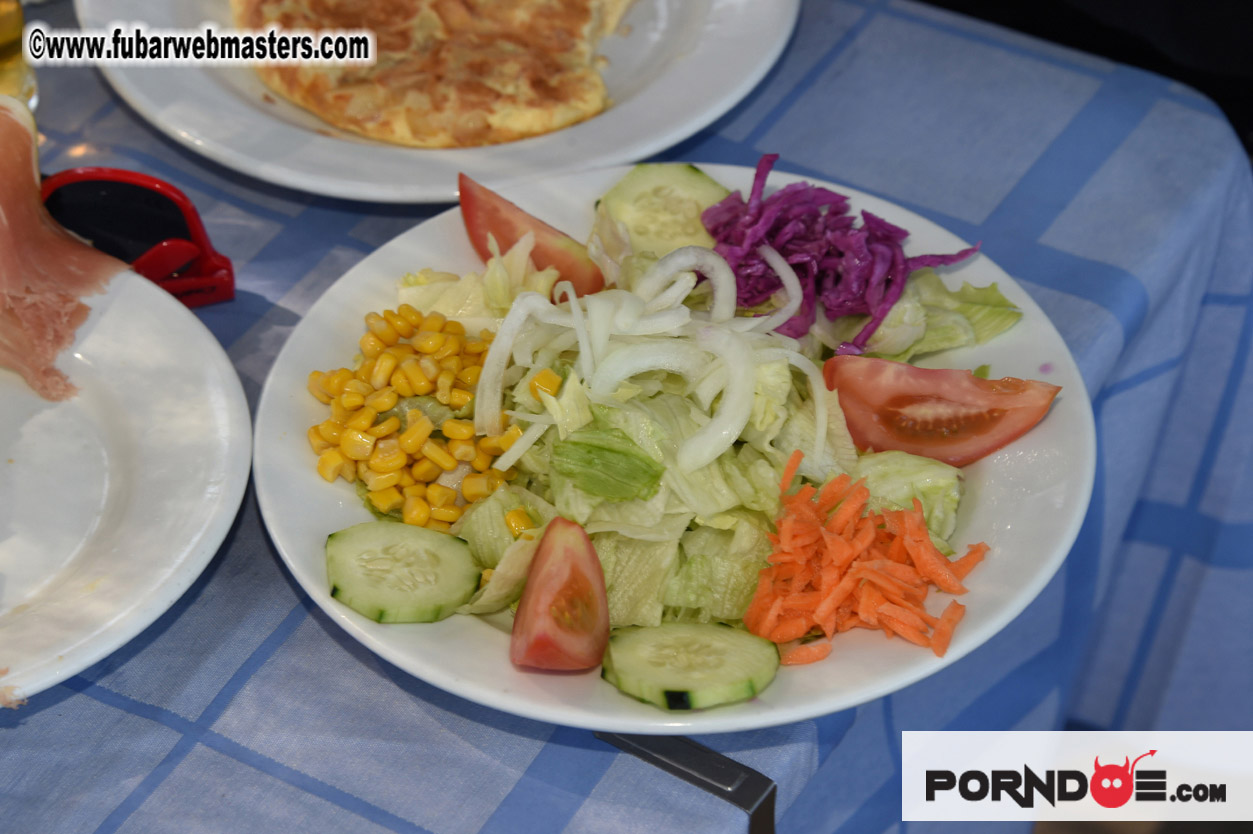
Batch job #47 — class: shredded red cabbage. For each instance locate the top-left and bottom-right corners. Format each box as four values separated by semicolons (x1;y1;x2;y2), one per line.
701;154;979;350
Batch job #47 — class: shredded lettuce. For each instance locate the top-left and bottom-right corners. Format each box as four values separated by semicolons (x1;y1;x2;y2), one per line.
853;450;964;553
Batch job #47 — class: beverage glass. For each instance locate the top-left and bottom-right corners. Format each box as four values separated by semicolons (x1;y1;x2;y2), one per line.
0;0;37;109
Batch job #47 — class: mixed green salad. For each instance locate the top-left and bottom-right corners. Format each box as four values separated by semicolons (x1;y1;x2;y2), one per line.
313;156;1061;713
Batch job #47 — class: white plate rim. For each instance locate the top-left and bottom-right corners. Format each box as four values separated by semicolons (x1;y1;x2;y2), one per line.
72;0;800;203
0;272;253;702
253;162;1097;734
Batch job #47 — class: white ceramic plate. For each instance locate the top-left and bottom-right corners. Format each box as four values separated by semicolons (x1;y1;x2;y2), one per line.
74;0;799;203
0;272;252;704
253;163;1097;734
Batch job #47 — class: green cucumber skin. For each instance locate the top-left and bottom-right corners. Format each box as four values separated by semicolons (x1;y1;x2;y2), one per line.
600;164;731;258
600;622;779;712
325;521;479;624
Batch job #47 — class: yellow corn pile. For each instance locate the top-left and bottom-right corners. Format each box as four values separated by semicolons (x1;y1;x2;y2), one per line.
305;303;523;531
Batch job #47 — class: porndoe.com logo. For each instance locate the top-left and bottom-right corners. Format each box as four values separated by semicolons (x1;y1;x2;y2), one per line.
903;732;1250;822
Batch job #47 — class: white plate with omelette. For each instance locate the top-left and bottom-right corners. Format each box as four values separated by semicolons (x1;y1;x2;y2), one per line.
74;0;800;203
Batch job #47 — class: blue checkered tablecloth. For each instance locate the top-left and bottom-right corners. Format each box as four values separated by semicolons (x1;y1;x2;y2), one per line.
4;1;1252;832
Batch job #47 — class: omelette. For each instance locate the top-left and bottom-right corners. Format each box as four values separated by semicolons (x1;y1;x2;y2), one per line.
231;0;636;148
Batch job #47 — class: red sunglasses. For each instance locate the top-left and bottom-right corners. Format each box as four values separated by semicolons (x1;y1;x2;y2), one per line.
41;167;235;308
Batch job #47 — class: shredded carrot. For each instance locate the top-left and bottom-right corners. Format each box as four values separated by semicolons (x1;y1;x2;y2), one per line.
744;452;988;665
780;640;833;666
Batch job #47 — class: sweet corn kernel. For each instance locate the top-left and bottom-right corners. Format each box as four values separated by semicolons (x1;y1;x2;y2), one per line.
308;426;332;454
398;414;435;454
479;329;495;342
361;468;401;492
435;369;455;404
425;483;456;507
448;389;473;409
307;371;333;404
441;419;475;440
479;425;522;455
402;494;431;526
319;368;353;397
368;486;404;514
437;355;463;375
443;319;466;336
329;397;353;424
370;352;399;390
339;460;357;483
400;358;435;396
396;303;423;328
419;356;441;381
338;390;366;412
368;437;408;472
384;309;415;339
354;357;376;384
433;334;462;360
448;438;477;462
345;407;377;432
339;429;376;460
486;470;507;491
456;365;482;387
384;343;416;360
365;312;401;346
398;469;416;488
413;331;447;354
410;458;442;482
390;369;415;398
317;419;345;444
470;448;493;472
418;311;446;333
463;338;489;354
365;387;399;413
431;505;463;523
478;568;495;589
316;449;347;482
402;484;426;499
421;438;458;471
504;508;535;538
461;473;493;503
529;368;563;399
367;415;401;438
359;331;386;359
424;519;452;533
343;379;373;396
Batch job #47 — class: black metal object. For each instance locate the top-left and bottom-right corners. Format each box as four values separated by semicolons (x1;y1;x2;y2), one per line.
595;732;777;834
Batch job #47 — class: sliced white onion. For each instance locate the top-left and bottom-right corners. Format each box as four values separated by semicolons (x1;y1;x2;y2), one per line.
617;307;692;335
644;271;698;313
743;245;804;333
589;340;710;397
633;246;738;323
755;347;827;466
504;409;556;425
475;291;554;436
676;328;756;472
491;422;550;473
553;280;594;383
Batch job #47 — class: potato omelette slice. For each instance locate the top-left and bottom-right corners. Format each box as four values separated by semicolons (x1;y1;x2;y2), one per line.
231;0;636;148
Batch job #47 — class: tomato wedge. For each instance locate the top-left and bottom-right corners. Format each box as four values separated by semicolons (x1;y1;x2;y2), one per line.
458;173;605;297
823;355;1061;467
510;517;610;671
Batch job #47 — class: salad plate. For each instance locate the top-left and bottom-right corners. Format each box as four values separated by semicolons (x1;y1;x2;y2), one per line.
72;0;800;203
252;163;1096;733
0;271;252;704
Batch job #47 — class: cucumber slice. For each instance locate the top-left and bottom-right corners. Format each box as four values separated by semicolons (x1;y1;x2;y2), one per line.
601;623;779;711
325;521;480;623
599;164;730;258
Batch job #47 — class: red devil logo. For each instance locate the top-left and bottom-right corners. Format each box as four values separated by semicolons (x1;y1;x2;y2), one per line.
1090;750;1156;808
